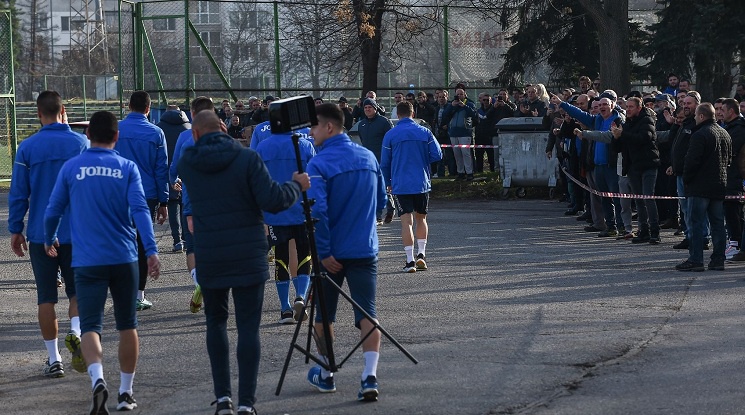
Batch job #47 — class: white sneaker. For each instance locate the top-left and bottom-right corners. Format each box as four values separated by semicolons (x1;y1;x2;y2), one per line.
725;242;739;260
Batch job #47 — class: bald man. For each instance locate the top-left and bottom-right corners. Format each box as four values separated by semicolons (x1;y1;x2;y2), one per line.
178;110;310;414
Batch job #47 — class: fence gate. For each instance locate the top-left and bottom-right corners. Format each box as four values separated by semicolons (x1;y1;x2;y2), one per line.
0;8;16;181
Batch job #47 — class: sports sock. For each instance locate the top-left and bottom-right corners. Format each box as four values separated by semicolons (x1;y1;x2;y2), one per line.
190;268;198;286
318;354;332;379
44;339;62;363
88;362;104;389
294;274;311;300
362;351;379;380
137;290;144;301
417;239;427;256
70;316;81;337
120;372;135;395
275;281;291;311
404;246;414;262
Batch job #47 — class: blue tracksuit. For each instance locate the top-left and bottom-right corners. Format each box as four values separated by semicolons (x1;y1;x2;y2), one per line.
381;117;443;194
44;147;157;267
250;121;273;150
8;123;88;244
255;132;315;226
115;112;169;203
306;133;387;260
170;128;194;185
560;102;621;165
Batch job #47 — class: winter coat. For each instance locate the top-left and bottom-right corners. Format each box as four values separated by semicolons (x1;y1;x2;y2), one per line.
615;106;660;175
683;119;732;200
723;116;745;195
177;132;301;289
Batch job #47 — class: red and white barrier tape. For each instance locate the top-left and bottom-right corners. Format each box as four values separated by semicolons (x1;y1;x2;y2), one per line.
440;144;499;148
562;168;745;200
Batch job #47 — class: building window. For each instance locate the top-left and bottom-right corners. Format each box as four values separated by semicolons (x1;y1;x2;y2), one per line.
104;11;119;33
36;12;48;29
60;16;70;32
153;17;176;31
196;1;219;24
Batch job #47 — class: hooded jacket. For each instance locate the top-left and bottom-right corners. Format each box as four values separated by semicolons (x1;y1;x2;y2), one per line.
615;106;660;175
156;109;191;162
177;132;301;289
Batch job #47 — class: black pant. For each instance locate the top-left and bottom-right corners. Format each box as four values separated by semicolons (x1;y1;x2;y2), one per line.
724;200;744;244
203;282;264;407
135;199;158;291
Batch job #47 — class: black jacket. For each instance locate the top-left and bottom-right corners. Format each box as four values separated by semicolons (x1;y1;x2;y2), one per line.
156;110;191;162
615;106;660;175
670;116;696;175
724;116;745;195
415;101;437;130
475;104;500;145
177;132;301;289
683;119;732;199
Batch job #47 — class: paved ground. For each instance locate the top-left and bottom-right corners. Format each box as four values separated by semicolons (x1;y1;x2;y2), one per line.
2;197;745;415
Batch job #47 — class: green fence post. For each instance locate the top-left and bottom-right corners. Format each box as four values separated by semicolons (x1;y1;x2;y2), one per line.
184;0;190;104
134;2;144;90
273;1;281;97
44;75;48;91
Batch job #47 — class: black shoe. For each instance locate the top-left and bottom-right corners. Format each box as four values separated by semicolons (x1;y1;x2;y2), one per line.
675;260;704;272
632;233;650;244
212;399;234;415
564;209;580;216
649;234;661;244
660;217;679;229
454;174;466;181
116;392;137;411
674;229;685;236
708;261;725;271
584;225;603;232
576;213;591;221
597;229;618;237
403;261;416;273
673;239;689;249
90;378;110;415
383;211;394;224
466;174;474;181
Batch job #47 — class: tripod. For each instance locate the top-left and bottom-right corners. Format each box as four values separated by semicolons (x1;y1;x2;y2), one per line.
274;133;418;396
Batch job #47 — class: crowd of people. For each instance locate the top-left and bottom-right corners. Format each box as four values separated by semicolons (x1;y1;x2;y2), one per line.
540;74;745;273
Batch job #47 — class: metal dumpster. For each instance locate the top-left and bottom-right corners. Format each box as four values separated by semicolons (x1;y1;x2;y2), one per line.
496;117;559;198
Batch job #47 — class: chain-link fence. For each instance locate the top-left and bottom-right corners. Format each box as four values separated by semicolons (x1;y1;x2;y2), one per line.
0;9;17;181
118;1;518;108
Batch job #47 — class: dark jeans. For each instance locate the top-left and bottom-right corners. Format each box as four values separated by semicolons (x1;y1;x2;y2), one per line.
135;199;158;291
167;199;183;245
688;197;726;265
724;200;744;244
203;282;265;407
474;147;495;173
655;167;678;221
629;168;659;233
594;164;623;230
437;146;458;177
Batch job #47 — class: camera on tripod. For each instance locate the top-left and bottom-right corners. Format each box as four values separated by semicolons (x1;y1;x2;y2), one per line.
269;95;317;134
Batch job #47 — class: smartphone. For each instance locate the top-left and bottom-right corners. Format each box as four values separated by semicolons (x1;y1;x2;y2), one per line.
613;118;622;127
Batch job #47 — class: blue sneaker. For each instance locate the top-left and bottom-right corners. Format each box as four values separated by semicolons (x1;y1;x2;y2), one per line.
357;375;379;402
307;366;336;393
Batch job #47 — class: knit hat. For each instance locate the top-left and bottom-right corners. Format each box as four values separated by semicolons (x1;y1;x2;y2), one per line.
363;98;377;108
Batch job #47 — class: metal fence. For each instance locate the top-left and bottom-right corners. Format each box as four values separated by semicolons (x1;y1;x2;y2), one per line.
0;9;17;181
117;0;514;108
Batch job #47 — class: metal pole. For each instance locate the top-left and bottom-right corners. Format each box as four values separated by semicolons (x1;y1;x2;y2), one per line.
273;1;281;97
443;5;449;87
82;75;87;118
184;0;190;104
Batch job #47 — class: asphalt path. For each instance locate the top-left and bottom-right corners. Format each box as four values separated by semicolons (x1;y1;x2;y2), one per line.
2;197;745;415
